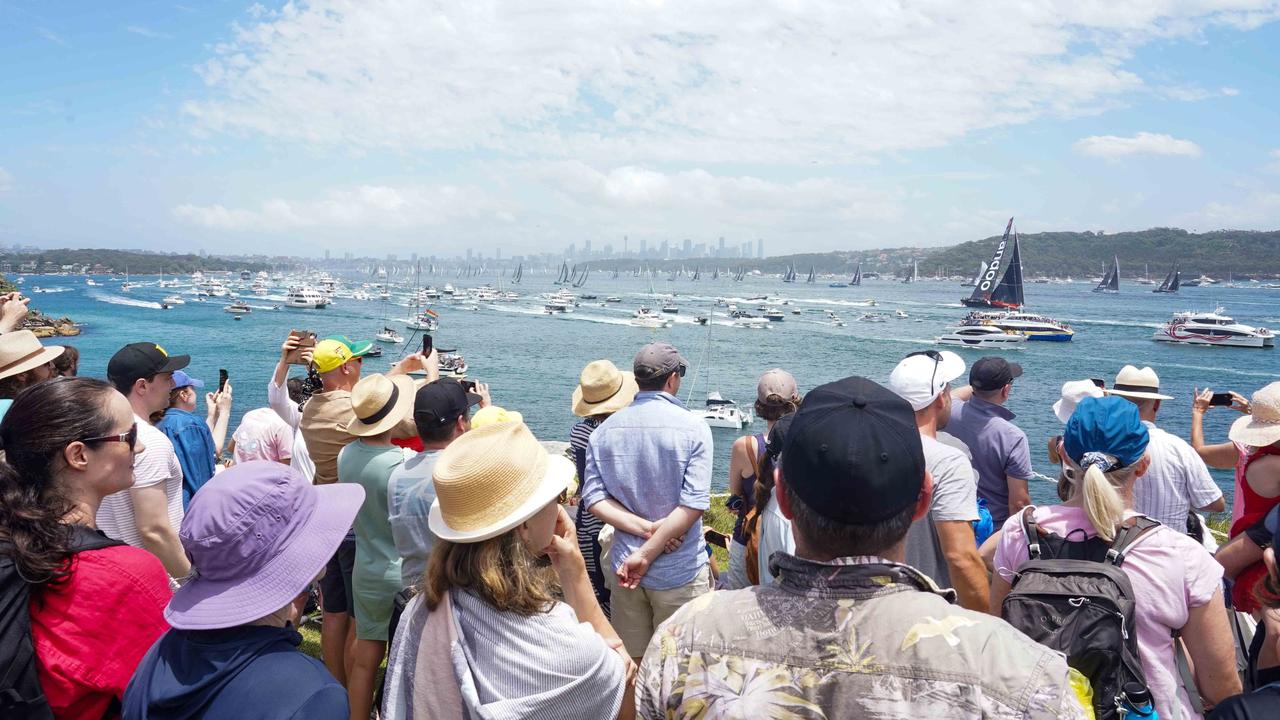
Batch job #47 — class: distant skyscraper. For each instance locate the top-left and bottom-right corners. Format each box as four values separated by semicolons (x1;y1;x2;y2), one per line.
624;236;629;255
466;248;472;262
718;236;726;257
682;238;693;257
584;239;592;256
410;252;418;262
640;238;647;255
324;249;331;260
757;238;765;259
660;239;670;259
496;248;501;260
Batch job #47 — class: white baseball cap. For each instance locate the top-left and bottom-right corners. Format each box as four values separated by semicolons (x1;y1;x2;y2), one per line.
888;350;966;411
1054;380;1106;424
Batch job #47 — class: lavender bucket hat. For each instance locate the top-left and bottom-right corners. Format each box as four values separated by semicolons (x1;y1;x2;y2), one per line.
166;460;364;630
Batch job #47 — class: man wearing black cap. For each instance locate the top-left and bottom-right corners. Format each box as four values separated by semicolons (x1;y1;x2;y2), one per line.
946;356;1034;526
97;342;193;581
635;378;1083;717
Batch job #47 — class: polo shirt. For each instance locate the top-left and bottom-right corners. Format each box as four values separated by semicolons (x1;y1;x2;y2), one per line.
947;396;1032;526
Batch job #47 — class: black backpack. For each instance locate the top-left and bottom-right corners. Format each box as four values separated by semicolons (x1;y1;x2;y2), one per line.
0;525;123;720
1001;507;1159;720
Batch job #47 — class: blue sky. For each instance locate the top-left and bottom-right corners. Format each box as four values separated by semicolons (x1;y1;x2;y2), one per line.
2;1;1279;258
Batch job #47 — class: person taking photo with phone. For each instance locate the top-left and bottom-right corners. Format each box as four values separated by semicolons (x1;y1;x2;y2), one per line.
157;371;232;509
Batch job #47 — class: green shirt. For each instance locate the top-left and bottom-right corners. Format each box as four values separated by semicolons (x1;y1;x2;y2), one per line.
337;440;405;593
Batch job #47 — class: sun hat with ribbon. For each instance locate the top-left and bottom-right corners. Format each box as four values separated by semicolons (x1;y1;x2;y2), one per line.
429;421;574;543
166;461;364;629
344;373;416;437
1106;365;1173;401
1063;396;1150;472
1229;381;1280;449
571;359;639;417
0;330;64;381
1053;380;1105;424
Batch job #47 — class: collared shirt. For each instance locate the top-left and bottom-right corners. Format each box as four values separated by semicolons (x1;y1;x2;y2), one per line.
1134;420;1222;533
581;391;712;591
157;408;218;508
948;396;1032;525
636;553;1087;719
386;449;444;587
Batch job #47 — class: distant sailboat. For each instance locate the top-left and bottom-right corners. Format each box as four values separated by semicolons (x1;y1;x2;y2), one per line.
573;267;589;288
1137;263;1155;285
902;260;918;284
511;263;523;284
851;263;862;287
962;218;1025;310
692;266;701;281
1152;263;1181;294
782;265;796;283
1093;255;1120;294
805;266;816;284
962;261;988;288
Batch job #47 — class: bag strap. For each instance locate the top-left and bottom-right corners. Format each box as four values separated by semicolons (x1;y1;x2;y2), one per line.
1019;506;1042;559
67;525;124;554
1105;516;1161;568
1173;629;1206;714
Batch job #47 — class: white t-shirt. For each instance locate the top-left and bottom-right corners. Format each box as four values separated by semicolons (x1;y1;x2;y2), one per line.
1134;421;1222;533
756;493;795;587
97;414;185;551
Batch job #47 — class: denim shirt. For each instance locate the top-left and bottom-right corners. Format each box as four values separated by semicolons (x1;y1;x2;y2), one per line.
581;391;712;590
157;408;217;509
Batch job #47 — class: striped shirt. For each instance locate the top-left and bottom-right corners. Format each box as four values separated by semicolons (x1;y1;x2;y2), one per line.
97;414;185;552
1134;421;1223;533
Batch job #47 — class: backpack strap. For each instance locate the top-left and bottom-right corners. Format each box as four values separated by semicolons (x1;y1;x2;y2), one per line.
1019;506;1042;559
1105;516;1161;567
1173;629;1206;713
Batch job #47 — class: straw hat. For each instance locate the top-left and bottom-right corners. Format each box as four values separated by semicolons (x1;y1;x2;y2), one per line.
429;421;574;543
571;360;639;417
0;330;64;381
344;373;416;437
1106;365;1173;401
1229;382;1280;449
471;405;523;429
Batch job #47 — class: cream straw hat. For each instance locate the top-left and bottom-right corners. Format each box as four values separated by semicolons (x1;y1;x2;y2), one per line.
428;421;574;543
571;359;639;417
1229;382;1280;449
343;373;416;437
1106;365;1173;401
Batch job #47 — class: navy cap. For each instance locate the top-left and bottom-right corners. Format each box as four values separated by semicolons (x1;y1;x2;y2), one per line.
1063;395;1150;469
413;379;482;429
970;356;1023;392
781;377;925;524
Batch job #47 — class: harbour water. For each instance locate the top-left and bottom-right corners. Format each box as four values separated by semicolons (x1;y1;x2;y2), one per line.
25;273;1280;507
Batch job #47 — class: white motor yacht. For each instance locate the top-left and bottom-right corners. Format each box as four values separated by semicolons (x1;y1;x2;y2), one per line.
894;310;909;319
162;295;185;305
223;301;252;315
1153;308;1274;348
961;311;1073;341
937;325;1027;348
406;312;439;331
689;392;754;429
661;299;679;314
376;327;405;344
858;313;887;323
630;307;672;328
763;308;785;321
733;317;770;330
285;287;329;309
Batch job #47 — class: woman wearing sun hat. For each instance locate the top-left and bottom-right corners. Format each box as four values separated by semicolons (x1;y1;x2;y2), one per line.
337;372;417;720
0;328;65;420
1192;381;1280;615
991;396;1240;718
383;421;631;720
568;359;639;616
122;461;363;719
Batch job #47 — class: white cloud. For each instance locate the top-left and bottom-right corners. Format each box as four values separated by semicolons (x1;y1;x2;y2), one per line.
1072;132;1203;159
182;1;1279;165
0;167;11;193
1266;149;1280;174
1183;191;1280;228
124;25;172;40
36;27;67;46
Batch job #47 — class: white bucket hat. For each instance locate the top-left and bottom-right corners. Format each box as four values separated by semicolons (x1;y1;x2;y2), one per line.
1229;382;1280;449
1106;365;1173;401
1053;380;1105;424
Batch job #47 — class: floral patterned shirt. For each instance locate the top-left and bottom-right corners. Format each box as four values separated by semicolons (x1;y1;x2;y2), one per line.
636;553;1088;719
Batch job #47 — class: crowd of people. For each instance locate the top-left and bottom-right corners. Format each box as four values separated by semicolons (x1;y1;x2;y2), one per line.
1;315;1279;719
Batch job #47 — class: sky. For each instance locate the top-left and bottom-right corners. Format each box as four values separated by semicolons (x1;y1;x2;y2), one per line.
2;1;1279;259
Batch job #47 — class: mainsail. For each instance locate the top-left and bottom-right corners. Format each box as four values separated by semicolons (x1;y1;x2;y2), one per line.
851;263;862;286
1153;263;1181;294
962;218;1025;310
1093;255;1120;293
806;266;816;284
782;265;796;283
512;263;523;284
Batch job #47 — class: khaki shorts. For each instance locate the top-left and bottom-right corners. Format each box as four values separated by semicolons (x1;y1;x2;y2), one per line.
611;564;712;657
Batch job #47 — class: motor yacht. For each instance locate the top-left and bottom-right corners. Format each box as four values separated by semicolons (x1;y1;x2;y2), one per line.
763;308;785;321
960;311;1073;341
858;313;887;323
630;307;673;328
406;312;439;331
285;287;329;309
937;325;1027;348
661;299;679;314
224;301;252;315
162;295;185;305
376;327;405;344
1153;308;1274;348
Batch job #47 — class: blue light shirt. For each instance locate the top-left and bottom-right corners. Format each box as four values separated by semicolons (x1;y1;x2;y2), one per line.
581;391;712;591
157;408;217;509
386;449;443;588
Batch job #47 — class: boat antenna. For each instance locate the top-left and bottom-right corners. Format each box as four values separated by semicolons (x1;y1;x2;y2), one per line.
684;301;716;405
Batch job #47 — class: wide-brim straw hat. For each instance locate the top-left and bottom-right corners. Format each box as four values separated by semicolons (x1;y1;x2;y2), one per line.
0;330;64;381
344;373;416;437
429;421;574;543
572;359;639;417
1230;381;1280;448
1106;365;1173;401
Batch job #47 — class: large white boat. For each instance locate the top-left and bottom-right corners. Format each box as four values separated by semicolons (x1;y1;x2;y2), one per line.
689;392;754;429
223;301;252;315
763;308;785;321
376;327;405;344
1153;308;1274;348
937;325;1027;348
630;307;672;328
285;287;329;309
961;311;1074;342
733;316;769;330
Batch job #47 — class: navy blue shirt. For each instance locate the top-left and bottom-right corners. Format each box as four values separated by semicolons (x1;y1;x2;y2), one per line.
122;624;347;720
157;408;217;508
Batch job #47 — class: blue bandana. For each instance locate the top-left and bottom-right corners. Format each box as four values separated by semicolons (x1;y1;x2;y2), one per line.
1063;396;1149;469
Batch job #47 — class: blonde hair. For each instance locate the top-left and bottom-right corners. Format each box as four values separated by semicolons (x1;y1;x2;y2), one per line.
423;531;556;616
1063;462;1138;542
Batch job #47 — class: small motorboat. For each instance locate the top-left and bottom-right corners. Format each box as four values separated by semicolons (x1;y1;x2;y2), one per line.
661;300;679;314
630;307;672;328
689;392;754;429
605;296;622;303
858;313;887;323
937;325;1028;348
894;310;909;319
763;308;785;322
376;327;405;344
224;301;252;315
163;295;185;305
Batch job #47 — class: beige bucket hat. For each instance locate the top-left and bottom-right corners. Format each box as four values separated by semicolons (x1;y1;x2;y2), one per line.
1229;382;1280;449
343;373;416;437
1106;365;1173;401
0;330;64;381
571;359;639;417
429;421;574;543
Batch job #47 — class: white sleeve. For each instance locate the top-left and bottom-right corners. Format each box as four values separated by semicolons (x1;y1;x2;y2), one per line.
267;379;301;429
1182;442;1224;508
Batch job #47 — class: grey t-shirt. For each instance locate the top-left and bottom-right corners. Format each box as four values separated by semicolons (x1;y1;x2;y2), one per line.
386;449;443;588
905;434;981;588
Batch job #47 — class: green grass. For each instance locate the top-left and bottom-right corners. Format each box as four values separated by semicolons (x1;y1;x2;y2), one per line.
299;623;322;659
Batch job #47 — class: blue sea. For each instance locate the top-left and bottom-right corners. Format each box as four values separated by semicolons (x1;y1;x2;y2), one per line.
23;273;1280;507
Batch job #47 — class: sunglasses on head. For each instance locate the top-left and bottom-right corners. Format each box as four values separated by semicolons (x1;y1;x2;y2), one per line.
905;350;944;392
81;423;139;452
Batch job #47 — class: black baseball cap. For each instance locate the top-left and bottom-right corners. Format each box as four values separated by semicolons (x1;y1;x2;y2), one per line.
107;342;190;388
969;356;1023;392
414;379;483;428
781;377;925;524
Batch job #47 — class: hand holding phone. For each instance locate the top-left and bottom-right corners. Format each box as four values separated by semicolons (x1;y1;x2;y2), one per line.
421;333;433;357
1209;392;1235;407
218;369;229;392
283;330;317;365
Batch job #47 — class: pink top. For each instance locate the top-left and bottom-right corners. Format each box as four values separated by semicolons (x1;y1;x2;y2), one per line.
232;407;294;465
995;505;1222;720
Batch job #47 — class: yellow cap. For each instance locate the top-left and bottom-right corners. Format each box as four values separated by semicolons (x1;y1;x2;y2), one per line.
312;339;354;374
470;405;522;429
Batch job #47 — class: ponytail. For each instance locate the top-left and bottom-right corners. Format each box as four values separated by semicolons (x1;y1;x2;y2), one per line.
1079;464;1125;542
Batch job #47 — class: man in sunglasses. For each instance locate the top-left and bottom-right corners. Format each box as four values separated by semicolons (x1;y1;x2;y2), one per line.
581;341;713;661
98;342;193;585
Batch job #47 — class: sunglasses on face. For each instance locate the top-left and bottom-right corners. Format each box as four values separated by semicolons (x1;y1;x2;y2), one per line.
82;423;139;452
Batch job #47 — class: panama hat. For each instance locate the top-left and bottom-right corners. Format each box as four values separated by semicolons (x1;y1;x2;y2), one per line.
429;421;574;543
1054;380;1105;424
344;373;416;437
1106;365;1173;401
571;359;639;417
1229;382;1280;449
0;331;64;381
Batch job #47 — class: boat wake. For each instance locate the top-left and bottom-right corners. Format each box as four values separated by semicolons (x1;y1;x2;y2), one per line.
90;291;163;310
1063;318;1162;330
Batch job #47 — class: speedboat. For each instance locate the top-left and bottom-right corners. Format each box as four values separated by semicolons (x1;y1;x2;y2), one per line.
894;310;909;319
763;308;785;322
605;296;622;303
733;317;769;329
1153;308;1274;348
376;327;405;344
285;287;329;309
439;352;468;377
937;325;1027;348
689;392;754;429
961;311;1073;341
858;313;887;323
224;301;252;315
630;307;672;328
661;300;679;314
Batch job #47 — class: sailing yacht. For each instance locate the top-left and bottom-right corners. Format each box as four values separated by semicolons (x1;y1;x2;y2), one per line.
962;261;989;288
1093;256;1120;294
1137;263;1156;285
1152;264;1181;294
851;263;862;287
962;218;1025;310
805;266;816;284
902;260;919;284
